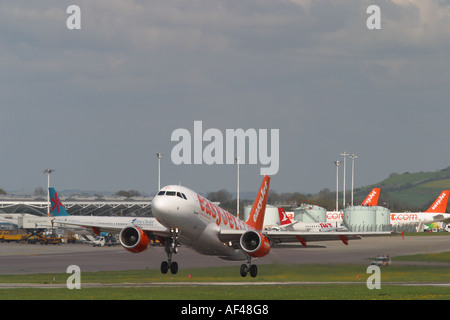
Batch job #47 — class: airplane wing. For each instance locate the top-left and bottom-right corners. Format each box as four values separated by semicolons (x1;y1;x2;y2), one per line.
52;217;170;237
219;229;394;247
269;230;397;246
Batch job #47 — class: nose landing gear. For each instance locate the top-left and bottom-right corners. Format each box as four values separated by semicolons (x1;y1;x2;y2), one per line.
160;228;180;275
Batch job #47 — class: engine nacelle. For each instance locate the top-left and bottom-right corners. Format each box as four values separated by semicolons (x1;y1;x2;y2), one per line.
119;226;150;253
239;230;271;258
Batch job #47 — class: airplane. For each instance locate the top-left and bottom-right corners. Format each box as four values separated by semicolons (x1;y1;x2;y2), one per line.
276;207;347;232
390;190;450;227
52;176;394;277
49;187;167;237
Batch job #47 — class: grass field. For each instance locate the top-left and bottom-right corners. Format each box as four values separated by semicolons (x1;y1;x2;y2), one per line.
1;284;449;300
356;170;450;209
1;256;450;300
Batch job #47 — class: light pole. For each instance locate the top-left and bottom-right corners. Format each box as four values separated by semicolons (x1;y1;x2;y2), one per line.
350;154;357;206
340;151;349;208
156;152;163;191
43;169;55;217
334;160;340;211
235;157;241;219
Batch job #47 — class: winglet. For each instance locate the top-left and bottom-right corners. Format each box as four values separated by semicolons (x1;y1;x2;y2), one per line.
361;188;380;206
246;175;271;230
49;187;70;216
425;190;450;213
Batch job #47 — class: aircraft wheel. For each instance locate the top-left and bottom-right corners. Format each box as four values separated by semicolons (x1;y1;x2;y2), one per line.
161;261;169;274
170;261;178;274
249;265;257;278
240;264;248;277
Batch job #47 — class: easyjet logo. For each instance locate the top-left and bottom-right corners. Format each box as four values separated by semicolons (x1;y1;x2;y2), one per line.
327;212;343;220
253;180;269;223
197;194;249;230
432;192;447;211
391;213;418;221
362;190;377;206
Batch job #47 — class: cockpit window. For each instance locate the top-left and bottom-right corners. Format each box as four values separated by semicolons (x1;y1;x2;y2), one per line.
158;190;187;199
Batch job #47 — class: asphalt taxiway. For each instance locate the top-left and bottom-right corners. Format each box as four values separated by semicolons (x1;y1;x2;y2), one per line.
0;234;449;275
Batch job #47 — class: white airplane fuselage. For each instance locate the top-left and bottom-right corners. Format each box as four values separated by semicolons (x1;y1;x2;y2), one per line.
390;212;450;225
152;185;253;261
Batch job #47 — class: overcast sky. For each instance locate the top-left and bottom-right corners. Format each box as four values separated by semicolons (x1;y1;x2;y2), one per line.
1;0;449;196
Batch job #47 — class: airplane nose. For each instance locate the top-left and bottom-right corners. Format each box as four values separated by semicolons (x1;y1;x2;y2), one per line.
151;196;168;219
151;195;180;227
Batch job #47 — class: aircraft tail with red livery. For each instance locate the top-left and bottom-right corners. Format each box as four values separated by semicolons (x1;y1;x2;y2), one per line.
425;190;450;213
361;188;380;206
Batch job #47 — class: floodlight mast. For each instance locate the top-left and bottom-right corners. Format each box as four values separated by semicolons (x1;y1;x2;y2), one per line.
43;169;55;217
350;154;358;206
334;160;340;211
156;152;163;191
340;151;349;208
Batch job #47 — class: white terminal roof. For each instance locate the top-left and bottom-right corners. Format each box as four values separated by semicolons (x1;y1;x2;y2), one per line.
0;195;153;216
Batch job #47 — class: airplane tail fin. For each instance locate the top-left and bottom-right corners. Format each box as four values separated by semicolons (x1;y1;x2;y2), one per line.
425;190;450;213
361;188;380;206
49;187;70;216
278;207;292;226
246;175;271;230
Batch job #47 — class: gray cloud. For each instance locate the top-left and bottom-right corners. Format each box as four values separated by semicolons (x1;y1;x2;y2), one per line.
0;0;449;195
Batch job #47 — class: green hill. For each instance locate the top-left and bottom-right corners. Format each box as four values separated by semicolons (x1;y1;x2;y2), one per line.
355;169;450;211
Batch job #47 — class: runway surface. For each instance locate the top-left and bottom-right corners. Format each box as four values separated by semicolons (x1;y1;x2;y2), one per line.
0;234;449;275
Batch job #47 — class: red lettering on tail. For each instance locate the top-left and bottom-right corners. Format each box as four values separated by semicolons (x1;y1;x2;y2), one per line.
425;190;450;213
361;188;380;206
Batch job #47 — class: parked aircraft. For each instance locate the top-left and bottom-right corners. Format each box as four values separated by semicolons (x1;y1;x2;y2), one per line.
390;190;450;226
277;207;347;232
49;187;167;236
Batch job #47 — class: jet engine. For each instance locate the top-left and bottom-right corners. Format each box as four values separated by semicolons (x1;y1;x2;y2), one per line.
239;230;271;258
119;226;150;253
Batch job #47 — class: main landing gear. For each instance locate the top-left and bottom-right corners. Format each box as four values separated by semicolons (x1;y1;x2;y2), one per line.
240;256;257;277
160;228;180;275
